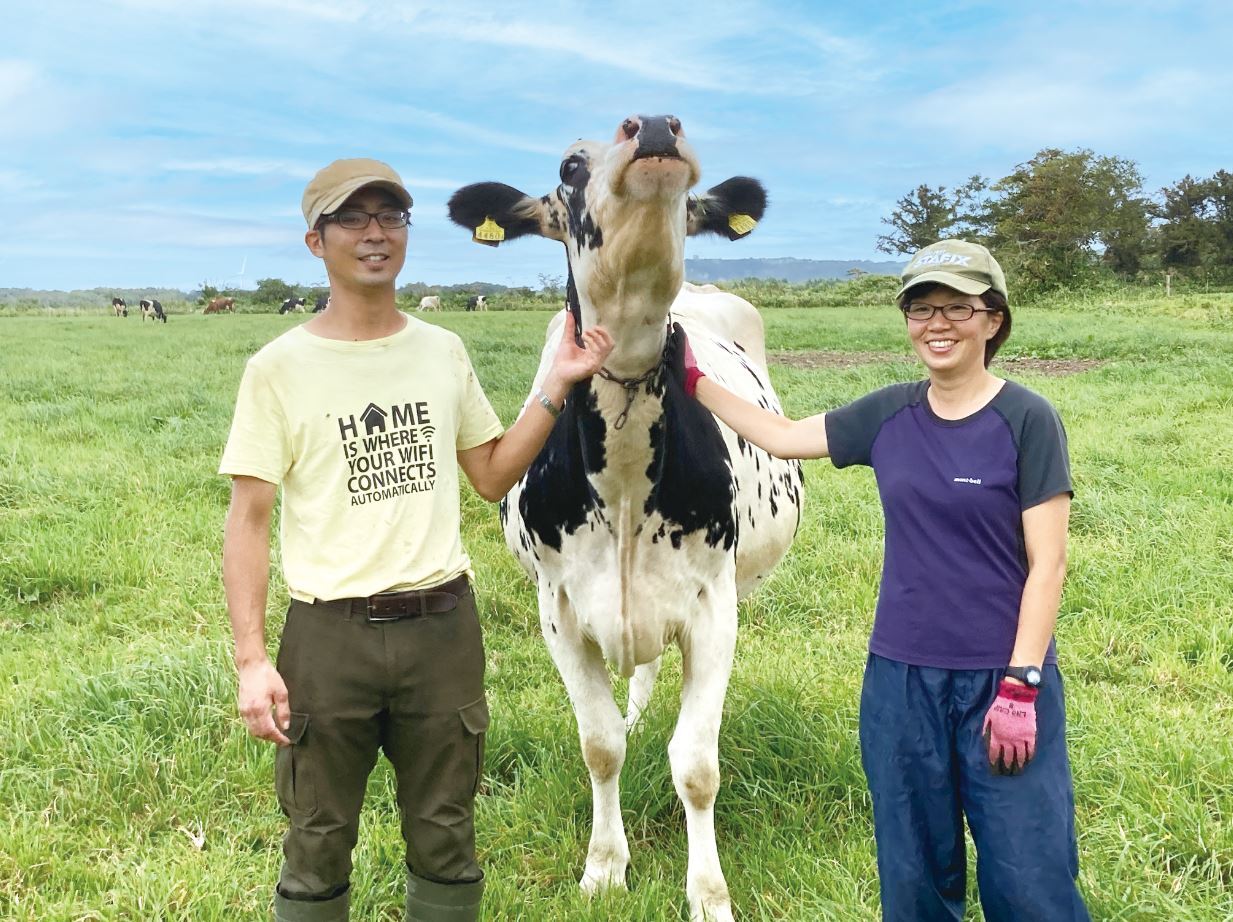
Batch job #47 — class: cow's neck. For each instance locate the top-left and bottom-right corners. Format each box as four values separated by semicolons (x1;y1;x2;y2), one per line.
572;201;685;378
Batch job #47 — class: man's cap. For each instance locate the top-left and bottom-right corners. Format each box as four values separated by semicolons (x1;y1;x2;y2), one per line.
896;239;1008;303
302;158;413;228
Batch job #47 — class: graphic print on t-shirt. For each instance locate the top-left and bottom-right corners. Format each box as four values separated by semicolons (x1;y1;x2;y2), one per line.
336;400;437;506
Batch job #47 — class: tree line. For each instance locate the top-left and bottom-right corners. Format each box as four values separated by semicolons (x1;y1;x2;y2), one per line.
876;148;1232;296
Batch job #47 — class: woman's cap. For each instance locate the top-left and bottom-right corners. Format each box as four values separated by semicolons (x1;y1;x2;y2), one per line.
896;239;1008;302
302;158;414;228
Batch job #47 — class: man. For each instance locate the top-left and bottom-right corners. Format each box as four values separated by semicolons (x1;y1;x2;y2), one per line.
220;158;613;922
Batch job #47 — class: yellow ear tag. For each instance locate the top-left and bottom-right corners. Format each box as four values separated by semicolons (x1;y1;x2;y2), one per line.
728;213;757;237
473;216;506;247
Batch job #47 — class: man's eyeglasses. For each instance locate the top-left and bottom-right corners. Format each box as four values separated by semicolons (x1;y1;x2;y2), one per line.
321;209;411;230
901;302;995;322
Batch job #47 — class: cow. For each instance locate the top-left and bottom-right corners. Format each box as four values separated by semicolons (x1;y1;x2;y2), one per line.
139;298;167;323
204;296;235;314
111;297;127;317
279;296;307;314
465;294;487;312
417;295;441;312
448;115;802;922
313;294;330;313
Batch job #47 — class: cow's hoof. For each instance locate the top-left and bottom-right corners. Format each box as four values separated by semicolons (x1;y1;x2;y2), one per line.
691;901;734;922
579;862;628;895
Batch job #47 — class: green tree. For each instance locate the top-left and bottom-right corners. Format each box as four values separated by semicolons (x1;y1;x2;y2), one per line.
254;277;295;304
875;177;990;255
985;148;1149;292
1156;171;1233;279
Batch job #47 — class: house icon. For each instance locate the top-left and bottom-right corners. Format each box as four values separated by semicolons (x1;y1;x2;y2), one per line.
360;403;388;435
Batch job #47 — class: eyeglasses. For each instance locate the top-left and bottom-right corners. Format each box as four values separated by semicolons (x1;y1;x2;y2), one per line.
901;302;995;322
321;209;411;230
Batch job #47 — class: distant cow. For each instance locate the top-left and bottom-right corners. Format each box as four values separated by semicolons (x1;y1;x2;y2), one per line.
139;299;167;323
279;296;306;315
465;295;487;312
313;294;330;313
111;297;127;317
204;297;235;314
417;295;441;312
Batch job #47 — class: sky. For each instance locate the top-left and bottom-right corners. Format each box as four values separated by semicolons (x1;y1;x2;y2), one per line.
3;0;1231;292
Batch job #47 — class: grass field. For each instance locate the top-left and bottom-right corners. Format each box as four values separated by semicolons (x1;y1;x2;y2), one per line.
1;297;1231;920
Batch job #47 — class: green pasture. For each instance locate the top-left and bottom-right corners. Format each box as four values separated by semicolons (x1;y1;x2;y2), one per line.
1;297;1231;920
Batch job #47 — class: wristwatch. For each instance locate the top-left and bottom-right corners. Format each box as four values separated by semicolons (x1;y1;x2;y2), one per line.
1004;665;1043;688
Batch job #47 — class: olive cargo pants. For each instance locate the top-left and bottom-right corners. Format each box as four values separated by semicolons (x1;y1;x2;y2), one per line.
274;580;489;905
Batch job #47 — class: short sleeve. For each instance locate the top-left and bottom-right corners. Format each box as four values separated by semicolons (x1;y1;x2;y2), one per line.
454;343;504;451
825;382;919;469
218;360;292;484
1016;398;1073;510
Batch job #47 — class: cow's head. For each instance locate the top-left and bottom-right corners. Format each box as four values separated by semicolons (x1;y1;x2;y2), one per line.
449;115;765;373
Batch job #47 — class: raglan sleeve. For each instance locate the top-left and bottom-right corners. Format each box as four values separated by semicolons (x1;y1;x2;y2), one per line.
1016;396;1073;510
825;384;911;469
454;341;505;451
218;360;293;484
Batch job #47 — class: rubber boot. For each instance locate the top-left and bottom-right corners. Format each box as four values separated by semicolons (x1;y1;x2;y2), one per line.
273;888;350;922
405;872;484;922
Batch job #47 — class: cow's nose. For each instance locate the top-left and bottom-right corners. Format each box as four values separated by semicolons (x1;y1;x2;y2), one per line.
619;117;641;141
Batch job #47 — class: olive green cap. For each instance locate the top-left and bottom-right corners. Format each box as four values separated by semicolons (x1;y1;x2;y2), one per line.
896;239;1008;302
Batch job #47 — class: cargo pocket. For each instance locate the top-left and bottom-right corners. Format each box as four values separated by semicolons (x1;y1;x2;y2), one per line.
274;712;317;818
458;697;490;797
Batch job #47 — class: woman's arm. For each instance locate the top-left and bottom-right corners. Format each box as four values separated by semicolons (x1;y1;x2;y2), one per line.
694;376;830;460
1008;493;1071;671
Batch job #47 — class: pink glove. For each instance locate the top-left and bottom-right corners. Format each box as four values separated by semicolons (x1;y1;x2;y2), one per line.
681;330;705;397
982;679;1039;776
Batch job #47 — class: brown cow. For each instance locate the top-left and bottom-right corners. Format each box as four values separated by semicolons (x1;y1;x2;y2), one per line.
204;297;236;314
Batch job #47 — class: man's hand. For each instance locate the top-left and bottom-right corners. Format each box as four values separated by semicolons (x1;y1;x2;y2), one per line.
237;658;292;746
547;312;614;387
982;679;1039;775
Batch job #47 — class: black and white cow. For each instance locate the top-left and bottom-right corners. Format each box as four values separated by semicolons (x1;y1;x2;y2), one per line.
111;297;127;317
449;115;802;922
279;296;307;314
313;294;330;313
465;294;487;312
139;298;167;323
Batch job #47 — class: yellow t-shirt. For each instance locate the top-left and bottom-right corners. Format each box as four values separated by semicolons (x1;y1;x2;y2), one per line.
219;315;504;601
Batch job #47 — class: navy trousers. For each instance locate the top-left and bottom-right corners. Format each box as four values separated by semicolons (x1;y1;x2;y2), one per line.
859;653;1090;922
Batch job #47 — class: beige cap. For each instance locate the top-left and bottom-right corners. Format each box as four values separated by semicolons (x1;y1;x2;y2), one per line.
301;158;413;228
896;239;1008;302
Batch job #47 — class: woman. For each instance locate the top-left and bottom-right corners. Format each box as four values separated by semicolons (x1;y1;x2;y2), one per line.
682;239;1089;920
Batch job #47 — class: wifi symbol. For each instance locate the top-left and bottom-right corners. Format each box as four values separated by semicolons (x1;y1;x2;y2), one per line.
420;426;436;440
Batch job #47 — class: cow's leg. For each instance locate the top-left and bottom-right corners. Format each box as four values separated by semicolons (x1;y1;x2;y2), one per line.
625;657;661;732
670;583;737;922
540;585;629;893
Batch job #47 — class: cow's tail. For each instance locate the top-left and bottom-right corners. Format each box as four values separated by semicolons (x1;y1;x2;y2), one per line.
616;495;636;679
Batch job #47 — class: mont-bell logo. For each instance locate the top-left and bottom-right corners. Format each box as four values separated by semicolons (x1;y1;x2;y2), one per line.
953;476;983;485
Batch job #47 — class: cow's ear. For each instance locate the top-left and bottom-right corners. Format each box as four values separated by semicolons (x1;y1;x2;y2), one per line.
687;177;767;240
448;182;561;247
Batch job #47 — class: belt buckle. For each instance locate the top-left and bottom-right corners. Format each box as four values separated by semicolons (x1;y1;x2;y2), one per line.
365;594;410;622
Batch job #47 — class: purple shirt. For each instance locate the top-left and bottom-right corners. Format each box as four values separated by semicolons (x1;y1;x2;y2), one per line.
825;380;1072;669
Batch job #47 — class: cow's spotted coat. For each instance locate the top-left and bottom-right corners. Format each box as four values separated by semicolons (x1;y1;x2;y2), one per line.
450;116;803;922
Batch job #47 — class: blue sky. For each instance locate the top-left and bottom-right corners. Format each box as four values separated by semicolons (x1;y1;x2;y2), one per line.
3;0;1230;291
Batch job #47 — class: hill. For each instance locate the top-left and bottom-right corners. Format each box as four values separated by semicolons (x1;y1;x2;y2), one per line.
684;257;902;283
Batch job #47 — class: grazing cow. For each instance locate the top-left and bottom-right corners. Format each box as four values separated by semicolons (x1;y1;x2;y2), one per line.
204;296;236;314
111;297;127;317
313;294;330;313
417;295;441;312
465;294;487;312
279;296;307;314
448;115;802;922
139;298;167;323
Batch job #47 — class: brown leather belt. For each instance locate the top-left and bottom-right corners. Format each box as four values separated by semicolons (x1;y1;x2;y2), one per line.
313;573;470;622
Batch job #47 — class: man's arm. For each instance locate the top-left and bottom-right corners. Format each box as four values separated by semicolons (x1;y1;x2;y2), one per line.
222;475;291;746
459;313;613;501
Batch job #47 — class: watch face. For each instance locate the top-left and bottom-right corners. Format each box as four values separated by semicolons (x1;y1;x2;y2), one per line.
1025;667;1042;686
